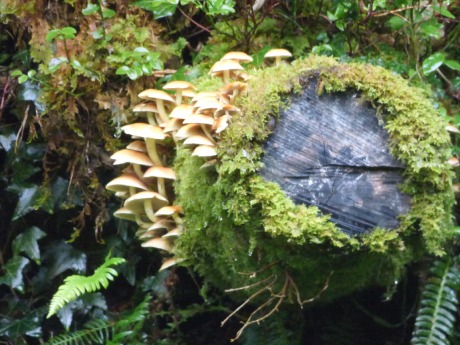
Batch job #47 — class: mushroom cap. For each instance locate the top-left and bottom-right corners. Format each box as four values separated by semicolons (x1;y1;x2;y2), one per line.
264;48;292;59
210;60;244;74
124;191;169;213
110;149;154;166
159;257;184;271
144;166;176;180
154;205;183;217
138;89;176;104
163;80;197;91
170;104;194;119
446;125;460;134
447;157;460;166
193;96;222;109
212;114;232;133
192;145;217;157
183;114;215;126
191;92;218;104
214;104;240;117
106;173;148;192
163;118;183;133
221;51;253;63
133;103;159;112
141;237;173;252
176;124;204;140
126;140;147;153
183;134;215;146
147;219;175;231
200;159;217;169
219;82;248;96
162;228;182;237
114;207;138;222
122;123;165;140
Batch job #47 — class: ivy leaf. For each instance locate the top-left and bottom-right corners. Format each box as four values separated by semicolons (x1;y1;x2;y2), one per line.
131;0;179;19
12;227;47;264
12;186;39;220
41;241;87;280
0;309;43;338
82;3;99;15
0;256;30;292
422;52;445;74
205;0;235;15
444;59;460;72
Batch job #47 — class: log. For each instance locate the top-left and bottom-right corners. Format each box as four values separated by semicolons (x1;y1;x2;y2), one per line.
260;76;411;235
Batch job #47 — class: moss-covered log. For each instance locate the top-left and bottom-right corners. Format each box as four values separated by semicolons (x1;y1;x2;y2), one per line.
174;56;455;303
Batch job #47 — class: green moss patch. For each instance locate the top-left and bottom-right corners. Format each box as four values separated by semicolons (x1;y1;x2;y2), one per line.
174;55;454;301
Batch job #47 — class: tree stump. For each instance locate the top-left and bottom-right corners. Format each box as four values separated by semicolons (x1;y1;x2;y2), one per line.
260;76;411;235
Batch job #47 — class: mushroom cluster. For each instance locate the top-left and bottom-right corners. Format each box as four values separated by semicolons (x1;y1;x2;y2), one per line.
106;49;291;271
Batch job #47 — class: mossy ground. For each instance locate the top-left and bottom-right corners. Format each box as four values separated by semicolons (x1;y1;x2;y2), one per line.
173;55;454;302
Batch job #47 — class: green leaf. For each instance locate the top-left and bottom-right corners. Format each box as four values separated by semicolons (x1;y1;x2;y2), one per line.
420;19;443;39
0;256;30;292
444;59;460;72
82;3;99;15
60;27;77;39
204;0;235;16
93;28;104;39
422;52;445;74
102;8;116;18
27;70;36;78
12;186;39;220
387;16;406;31
48;57;68;73
131;0;179;19
10;69;23;77
47;256;125;317
18;75;28;84
46;29;62;42
115;66;131;75
12;226;46;264
41;240;87;280
433;5;455;19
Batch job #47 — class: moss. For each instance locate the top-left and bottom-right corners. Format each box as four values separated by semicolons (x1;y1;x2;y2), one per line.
174;55;454;302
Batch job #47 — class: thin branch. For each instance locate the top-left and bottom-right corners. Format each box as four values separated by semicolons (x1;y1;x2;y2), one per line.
177;7;212;34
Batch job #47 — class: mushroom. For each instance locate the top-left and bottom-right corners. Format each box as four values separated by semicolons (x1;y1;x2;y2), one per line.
159;257;184;271
212;114;232;134
126;140;147;153
141;237;173;252
138;89;176;124
170;104;194;120
264;48;292;66
121;123;165;167
219;82;247;102
163;80;197;105
110;149;153;179
176;124;204;140
114;207;150;228
144;166;176;198
124;191;169;222
183;134;215;146
209;60;244;84
220;51;253;64
154;205;183;226
192;145;217;158
132;103;160;125
106;173;148;196
162;228;182;237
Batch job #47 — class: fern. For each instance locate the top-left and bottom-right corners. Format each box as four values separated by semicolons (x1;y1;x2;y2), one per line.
411;257;460;345
47;256;126;318
45;295;151;345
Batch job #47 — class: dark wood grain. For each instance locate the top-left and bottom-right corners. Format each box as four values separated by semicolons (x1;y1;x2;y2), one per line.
260;76;411;235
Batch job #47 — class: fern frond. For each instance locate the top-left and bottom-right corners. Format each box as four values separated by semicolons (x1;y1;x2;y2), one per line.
47;256;126;318
411;258;459;345
44;319;112;345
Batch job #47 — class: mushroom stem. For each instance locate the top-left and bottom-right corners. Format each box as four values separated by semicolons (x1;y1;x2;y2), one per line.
133;164;144;180
143;200;157;222
145;138;163;166
176;91;183;105
156;100;170;124
146;113;157;125
157;177;167;198
172;213;183;225
275;56;281;66
200;124;216;145
223;70;230;84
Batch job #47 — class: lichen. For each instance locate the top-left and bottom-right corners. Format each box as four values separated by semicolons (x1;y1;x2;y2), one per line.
174;55;454;301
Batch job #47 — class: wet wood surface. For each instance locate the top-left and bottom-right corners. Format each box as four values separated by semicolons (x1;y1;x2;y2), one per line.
260;76;411;235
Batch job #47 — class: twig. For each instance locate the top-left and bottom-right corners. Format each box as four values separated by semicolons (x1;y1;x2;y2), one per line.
177;7;212;34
